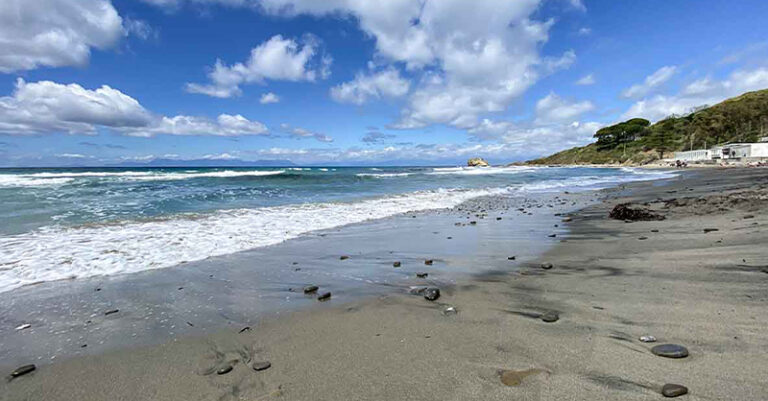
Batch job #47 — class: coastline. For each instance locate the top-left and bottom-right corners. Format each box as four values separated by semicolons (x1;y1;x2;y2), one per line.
3;167;768;400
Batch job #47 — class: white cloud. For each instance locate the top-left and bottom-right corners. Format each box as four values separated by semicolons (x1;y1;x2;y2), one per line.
623;67;768;121
0;0;152;73
123;18;157;41
259;0;573;131
577;27;591;36
279;123;333;143
330;68;410;105
621;66;677;98
186;35;330;98
535;92;594;124
0;79;268;137
575;74;595;85
260;92;280;104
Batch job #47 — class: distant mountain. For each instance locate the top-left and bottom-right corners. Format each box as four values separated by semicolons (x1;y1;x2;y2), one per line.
113;158;296;167
527;88;768;165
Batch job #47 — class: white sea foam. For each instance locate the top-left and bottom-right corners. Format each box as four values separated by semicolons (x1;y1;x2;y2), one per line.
122;170;284;181
356;172;414;178
0;176;75;188
0;186;510;293
428;166;536;175
0;170;284;187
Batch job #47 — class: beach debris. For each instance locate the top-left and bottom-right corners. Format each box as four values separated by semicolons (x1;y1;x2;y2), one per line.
443;306;458;315
303;285;319;294
541;311;559;323
423;287;440;301
10;364;36;378
416;272;428;278
393;261;401;267
339;255;350;260
424;259;434;265
540;263;553;270
499;368;545;386
661;383;689;397
239;326;251;333
317;292;332;301
639;335;657;343
703;228;719;233
15;324;31;331
104;309;119;316
651;344;689;358
252;361;271;372
609;204;664;221
216;364;234;375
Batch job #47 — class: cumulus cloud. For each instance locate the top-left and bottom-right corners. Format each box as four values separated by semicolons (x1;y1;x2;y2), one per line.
621;66;677;99
186;35;331;98
361;131;396;144
330;68;410;105
279;123;333;143
260;92;280;104
0;0;154;73
259;0;575;131
623;67;768;121
534;92;594;124
575;74;595;85
0;79;268;137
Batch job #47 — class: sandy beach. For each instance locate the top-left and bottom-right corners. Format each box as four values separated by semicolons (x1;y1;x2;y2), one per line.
2;168;768;401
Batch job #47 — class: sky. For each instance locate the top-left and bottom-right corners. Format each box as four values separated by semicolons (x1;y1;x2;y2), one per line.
2;0;768;167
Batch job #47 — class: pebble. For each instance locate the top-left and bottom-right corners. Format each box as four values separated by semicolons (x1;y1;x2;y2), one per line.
508;256;516;260
252;361;271;372
443;306;458;315
416;272;428;278
703;228;719;233
393;261;401;267
15;324;31;331
217;364;233;375
639;335;657;343
561;217;573;222
339;255;350;260
11;364;36;378
424;259;434;265
547;234;557;238
104;309;119;316
541;263;553;270
661;383;689;397
638;236;648;240
303;285;318;294
541;311;559;323
317;292;332;301
423;287;440;301
651;344;689;358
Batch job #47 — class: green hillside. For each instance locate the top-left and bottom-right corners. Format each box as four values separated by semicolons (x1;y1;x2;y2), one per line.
527;88;768;165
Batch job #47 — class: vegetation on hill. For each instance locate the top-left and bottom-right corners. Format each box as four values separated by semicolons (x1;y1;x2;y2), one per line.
527;88;768;165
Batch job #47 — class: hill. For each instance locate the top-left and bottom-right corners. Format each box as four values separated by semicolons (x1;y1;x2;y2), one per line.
527;88;768;165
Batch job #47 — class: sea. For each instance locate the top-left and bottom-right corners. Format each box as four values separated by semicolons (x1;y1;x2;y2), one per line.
0;165;675;294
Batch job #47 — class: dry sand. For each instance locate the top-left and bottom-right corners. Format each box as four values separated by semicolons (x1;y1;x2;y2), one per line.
2;168;768;401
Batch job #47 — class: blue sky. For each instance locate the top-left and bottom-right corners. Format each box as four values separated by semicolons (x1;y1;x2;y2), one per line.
2;0;768;166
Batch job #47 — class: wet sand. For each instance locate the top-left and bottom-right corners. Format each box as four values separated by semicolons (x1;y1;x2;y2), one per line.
3;168;768;400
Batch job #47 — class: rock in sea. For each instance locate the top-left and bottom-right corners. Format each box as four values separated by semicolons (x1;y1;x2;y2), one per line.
661;383;689;397
651;344;689;358
423;287;440;301
467;157;490;167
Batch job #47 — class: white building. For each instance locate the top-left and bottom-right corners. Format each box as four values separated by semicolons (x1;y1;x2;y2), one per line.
674;149;711;161
675;142;768;162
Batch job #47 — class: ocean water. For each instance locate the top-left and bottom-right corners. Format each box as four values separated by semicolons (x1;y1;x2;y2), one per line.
0;166;674;293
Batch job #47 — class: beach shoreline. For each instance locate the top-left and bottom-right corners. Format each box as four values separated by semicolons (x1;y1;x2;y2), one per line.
3;167;768;400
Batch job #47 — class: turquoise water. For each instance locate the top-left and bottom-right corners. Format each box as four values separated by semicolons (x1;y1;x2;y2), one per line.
0;165;673;292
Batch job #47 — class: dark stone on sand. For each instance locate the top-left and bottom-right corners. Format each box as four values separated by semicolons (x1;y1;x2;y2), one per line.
469;221;477;225
317;292;332;301
703;228;719;233
416;272;428;278
651;344;689;358
424;259;434;265
104;309;119;316
508;256;516;260
239;326;251;333
651;229;659;232
340;255;350;260
561;217;573;222
252;361;271;371
541;311;559;322
541;263;553;270
743;215;755;219
393;261;401;267
661;383;689;397
424;287;440;301
496;217;502;220
303;285;318;294
609;204;665;221
217;365;233;375
547;234;556;238
11;364;36;378
638;236;648;240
